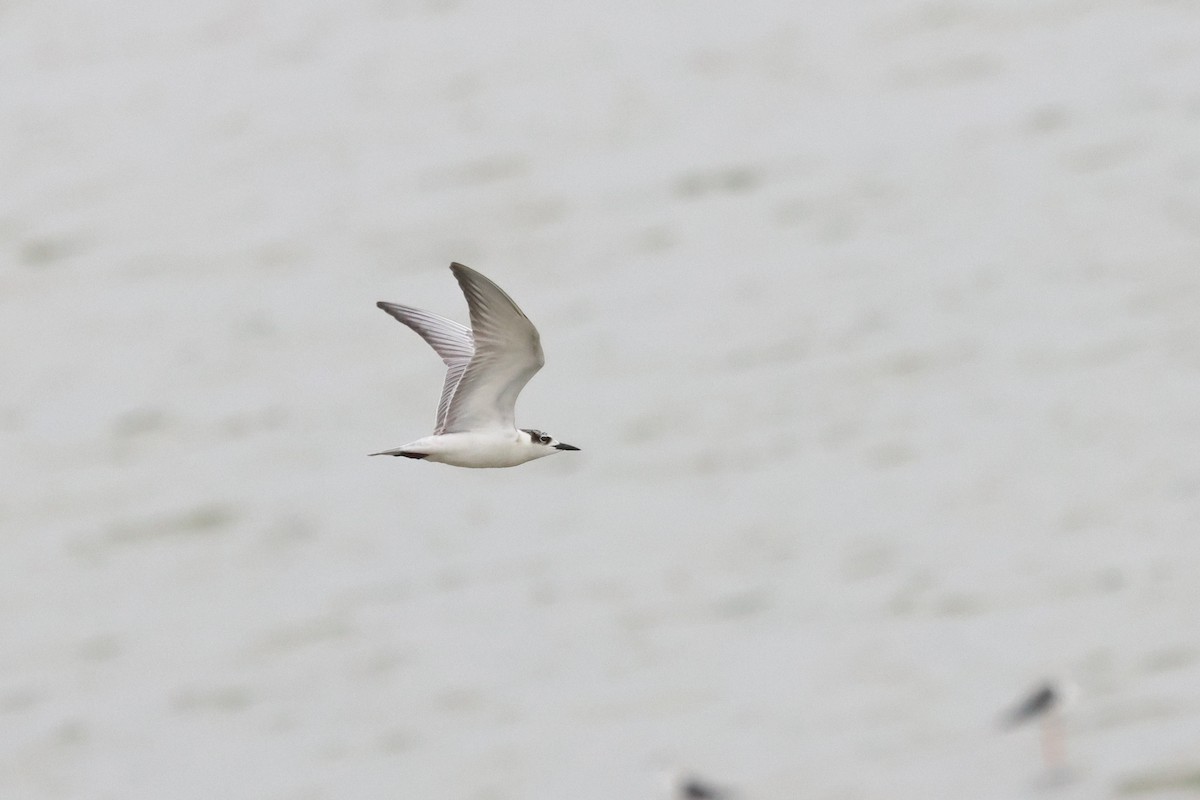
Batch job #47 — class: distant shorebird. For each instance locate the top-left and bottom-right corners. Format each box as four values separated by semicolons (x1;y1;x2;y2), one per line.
655;765;730;800
678;775;727;799
1001;678;1077;772
372;262;579;467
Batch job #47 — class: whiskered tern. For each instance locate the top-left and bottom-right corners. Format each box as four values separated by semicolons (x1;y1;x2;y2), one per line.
372;262;579;468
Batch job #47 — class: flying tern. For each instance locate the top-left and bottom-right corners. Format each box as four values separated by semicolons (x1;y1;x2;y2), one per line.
372;262;579;468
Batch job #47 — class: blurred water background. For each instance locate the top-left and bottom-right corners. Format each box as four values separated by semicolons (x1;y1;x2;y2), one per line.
3;1;1200;798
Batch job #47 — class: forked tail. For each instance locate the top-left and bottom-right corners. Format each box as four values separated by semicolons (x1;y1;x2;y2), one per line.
369;449;428;458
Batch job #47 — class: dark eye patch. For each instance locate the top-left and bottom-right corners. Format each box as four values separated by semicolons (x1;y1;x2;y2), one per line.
521;428;549;444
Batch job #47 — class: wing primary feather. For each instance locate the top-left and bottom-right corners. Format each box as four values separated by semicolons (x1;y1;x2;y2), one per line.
376;300;474;433
376;302;473;364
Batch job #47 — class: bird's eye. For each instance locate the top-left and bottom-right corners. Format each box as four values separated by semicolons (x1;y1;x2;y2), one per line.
539;434;552;444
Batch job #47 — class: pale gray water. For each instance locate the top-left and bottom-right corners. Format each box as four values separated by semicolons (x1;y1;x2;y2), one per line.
3;1;1200;798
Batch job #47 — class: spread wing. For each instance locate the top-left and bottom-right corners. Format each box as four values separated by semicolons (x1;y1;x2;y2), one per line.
441;262;544;433
376;301;474;434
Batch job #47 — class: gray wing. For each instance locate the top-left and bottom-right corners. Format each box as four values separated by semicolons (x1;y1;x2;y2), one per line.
442;262;544;433
376;301;475;434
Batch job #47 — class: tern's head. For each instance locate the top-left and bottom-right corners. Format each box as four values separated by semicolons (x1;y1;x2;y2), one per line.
520;428;580;457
